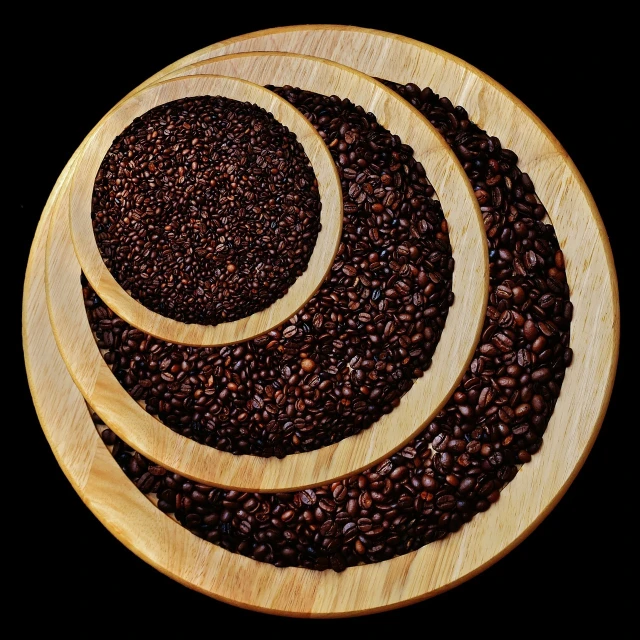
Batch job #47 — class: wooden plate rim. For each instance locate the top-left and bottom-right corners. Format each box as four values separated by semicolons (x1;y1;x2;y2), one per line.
24;25;620;617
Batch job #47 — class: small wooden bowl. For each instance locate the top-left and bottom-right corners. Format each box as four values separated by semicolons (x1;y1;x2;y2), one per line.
69;74;343;347
24;25;620;618
46;53;487;491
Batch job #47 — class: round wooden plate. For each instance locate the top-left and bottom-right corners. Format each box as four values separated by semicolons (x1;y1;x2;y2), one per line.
24;25;619;617
46;53;486;491
69;74;344;348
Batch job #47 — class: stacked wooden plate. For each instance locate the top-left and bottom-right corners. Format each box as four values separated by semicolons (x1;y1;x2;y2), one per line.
23;25;619;617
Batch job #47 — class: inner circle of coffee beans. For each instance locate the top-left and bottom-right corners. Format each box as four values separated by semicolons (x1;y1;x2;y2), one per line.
84;87;455;458
88;80;572;574
91;95;323;325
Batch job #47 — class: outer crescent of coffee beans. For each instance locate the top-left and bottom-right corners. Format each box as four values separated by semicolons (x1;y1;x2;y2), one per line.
89;80;572;574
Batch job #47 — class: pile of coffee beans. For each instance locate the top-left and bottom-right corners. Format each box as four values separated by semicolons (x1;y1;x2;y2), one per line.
91;95;322;325
89;80;572;574
84;87;455;458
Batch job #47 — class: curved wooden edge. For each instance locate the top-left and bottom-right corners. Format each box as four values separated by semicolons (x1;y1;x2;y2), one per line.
46;51;488;492
24;165;571;619
68;74;343;347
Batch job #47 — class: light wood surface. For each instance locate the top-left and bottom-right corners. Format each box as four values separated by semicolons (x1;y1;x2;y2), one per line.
69;75;343;347
47;54;487;491
24;26;620;617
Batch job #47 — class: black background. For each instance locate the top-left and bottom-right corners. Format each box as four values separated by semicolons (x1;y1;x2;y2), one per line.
15;10;629;632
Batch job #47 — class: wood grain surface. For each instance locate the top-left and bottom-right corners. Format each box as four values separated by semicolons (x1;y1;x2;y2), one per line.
23;25;620;618
69;75;343;347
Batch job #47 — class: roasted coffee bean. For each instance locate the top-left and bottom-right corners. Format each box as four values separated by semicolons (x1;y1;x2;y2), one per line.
91;79;572;575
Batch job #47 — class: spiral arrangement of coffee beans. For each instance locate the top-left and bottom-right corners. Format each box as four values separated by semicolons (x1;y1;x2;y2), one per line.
86;80;572;573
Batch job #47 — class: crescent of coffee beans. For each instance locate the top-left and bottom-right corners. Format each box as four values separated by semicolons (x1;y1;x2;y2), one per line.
91;95;323;326
87;81;572;573
85;89;455;458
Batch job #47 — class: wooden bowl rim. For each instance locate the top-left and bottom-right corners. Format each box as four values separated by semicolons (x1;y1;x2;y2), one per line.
68;74;343;347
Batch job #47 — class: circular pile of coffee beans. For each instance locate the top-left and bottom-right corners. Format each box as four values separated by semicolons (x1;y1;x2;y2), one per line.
91;95;323;325
85;87;455;458
89;80;572;574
